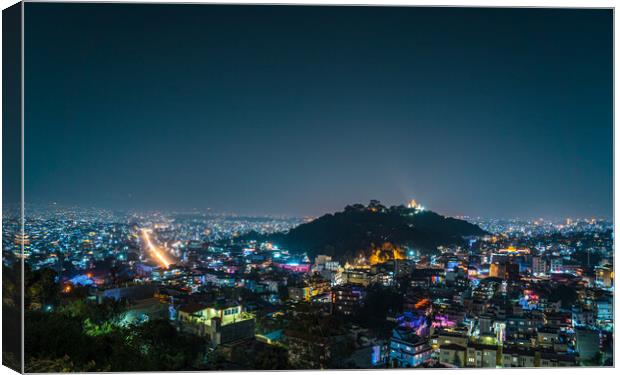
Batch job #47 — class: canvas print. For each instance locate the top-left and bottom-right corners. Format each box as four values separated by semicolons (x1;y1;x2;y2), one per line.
1;2;614;372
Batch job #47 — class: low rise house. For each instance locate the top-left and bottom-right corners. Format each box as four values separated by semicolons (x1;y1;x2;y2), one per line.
178;300;255;347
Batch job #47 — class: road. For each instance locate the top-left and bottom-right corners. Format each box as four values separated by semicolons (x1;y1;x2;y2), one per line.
140;228;173;268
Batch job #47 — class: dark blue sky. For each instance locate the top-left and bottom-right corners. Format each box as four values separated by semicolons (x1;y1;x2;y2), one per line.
25;4;612;218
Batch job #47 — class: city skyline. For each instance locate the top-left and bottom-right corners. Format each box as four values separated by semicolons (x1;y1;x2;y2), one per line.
16;200;616;222
24;4;613;219
3;3;614;372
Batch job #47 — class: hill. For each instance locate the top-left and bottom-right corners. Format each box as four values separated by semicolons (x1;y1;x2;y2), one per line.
246;201;487;262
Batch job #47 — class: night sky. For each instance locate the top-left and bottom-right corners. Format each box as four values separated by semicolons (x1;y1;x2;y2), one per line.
25;4;613;219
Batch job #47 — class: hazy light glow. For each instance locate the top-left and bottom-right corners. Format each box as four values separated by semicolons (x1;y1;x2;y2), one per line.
141;228;172;268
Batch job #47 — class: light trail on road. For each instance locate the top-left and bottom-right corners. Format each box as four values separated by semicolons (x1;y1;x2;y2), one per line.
140;228;172;268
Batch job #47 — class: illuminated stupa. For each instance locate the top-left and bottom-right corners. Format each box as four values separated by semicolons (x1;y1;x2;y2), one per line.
407;199;425;211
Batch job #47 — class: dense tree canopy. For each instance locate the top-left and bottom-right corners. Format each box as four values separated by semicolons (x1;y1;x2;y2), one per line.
244;202;486;261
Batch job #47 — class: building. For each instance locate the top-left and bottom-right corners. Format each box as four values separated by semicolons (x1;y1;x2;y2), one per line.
288;286;311;302
506;315;537;339
550;258;563;273
435;330;468;348
306;273;331;297
538;352;576;367
314;255;340;272
536;327;559;349
572;305;595;327
478;314;494;335
286;330;348;369
332;284;366;315
489;262;503;278
596;295;613;327
93;283;159;303
575;328;600;362
388;327;432;368
14;233;31;258
532;256;547;276
439;343;466;367
595;265;614;289
119;297;168;325
501;346;536;367
340;268;371;286
489;261;520;281
177;300;255;347
466;343;498;368
409;268;444;289
344;339;387;368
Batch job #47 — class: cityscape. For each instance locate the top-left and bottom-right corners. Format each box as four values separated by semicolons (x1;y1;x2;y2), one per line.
2;199;614;370
2;2;614;373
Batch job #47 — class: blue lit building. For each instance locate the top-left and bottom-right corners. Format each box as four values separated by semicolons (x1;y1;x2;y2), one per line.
388;327;432;368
